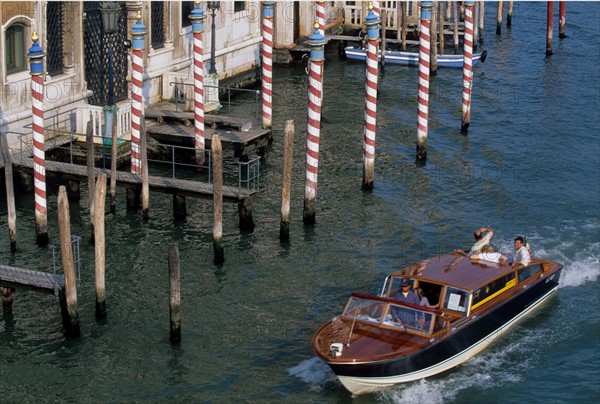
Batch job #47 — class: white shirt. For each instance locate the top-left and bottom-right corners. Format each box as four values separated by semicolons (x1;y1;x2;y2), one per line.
479;252;505;263
513;246;531;266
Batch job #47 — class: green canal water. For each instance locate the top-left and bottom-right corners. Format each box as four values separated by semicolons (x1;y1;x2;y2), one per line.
1;2;599;403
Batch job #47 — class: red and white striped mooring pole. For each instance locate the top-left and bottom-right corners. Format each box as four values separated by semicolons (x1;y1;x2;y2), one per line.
261;1;275;129
303;22;326;225
131;12;145;175
416;1;432;161
28;31;48;245
190;3;206;165
461;1;475;133
362;4;381;190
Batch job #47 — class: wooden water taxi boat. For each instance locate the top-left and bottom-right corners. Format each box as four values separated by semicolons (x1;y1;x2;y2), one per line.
311;252;562;395
343;46;487;68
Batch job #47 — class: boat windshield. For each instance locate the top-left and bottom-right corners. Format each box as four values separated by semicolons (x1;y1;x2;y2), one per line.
341;293;446;336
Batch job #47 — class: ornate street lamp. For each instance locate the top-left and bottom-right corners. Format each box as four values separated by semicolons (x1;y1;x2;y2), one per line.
206;1;220;75
99;1;121;147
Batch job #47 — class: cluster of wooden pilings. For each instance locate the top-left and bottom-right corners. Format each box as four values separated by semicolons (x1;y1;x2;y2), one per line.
1;1;572;342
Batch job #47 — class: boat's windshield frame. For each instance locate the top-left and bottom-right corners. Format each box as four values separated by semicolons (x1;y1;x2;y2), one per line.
341;293;447;337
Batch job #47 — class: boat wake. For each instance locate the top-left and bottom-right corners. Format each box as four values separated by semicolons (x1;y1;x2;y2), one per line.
380;325;550;403
287;357;338;391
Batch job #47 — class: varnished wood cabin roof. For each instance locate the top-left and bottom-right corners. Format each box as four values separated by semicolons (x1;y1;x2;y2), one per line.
395;253;544;292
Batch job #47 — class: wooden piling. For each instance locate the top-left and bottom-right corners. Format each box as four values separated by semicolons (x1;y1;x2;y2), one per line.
280;120;294;241
453;1;459;53
479;0;485;44
507;0;514;28
473;1;479;51
559;1;566;38
110;110;117;213
2;133;17;252
546;1;554;56
380;10;386;73
168;243;181;343
173;194;187;220
86;116;95;244
94;173;107;319
141;117;149;220
431;3;438;76
212;134;224;264
401;1;408;51
496;1;503;35
1;287;15;313
57;186;80;338
439;1;445;56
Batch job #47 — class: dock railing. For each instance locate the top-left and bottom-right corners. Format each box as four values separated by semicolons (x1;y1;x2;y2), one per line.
8;128;259;196
169;81;261;119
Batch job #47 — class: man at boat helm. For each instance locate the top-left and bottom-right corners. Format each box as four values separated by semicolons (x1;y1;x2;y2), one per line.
511;236;531;267
455;227;494;256
392;278;421;327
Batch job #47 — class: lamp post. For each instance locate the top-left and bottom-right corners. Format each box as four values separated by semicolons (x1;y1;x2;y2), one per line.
99;2;120;147
207;1;220;75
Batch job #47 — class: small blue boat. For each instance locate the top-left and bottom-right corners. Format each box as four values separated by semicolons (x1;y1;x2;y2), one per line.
344;46;488;68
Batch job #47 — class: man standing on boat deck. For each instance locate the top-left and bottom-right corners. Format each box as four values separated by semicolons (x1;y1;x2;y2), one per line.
392;278;421;326
511;236;531;267
455;227;494;256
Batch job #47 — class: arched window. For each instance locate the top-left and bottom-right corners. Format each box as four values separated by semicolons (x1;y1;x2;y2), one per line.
5;23;26;74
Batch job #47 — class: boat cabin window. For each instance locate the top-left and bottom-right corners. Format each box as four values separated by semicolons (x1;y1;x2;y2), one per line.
517;264;542;283
341;294;446;336
442;287;470;314
471;273;517;310
342;295;387;325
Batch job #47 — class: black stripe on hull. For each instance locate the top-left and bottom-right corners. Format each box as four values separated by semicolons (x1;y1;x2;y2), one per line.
329;271;561;378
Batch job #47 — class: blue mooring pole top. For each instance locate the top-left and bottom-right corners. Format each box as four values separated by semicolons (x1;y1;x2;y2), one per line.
420;0;433;20
365;3;381;41
307;21;327;62
28;32;45;75
189;2;206;33
131;11;146;50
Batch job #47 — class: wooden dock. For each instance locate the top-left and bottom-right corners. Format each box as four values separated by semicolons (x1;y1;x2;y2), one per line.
0;264;64;294
144;107;271;160
13;156;252;201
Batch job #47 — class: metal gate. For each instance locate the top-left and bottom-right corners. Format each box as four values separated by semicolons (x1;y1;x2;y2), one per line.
83;1;128;106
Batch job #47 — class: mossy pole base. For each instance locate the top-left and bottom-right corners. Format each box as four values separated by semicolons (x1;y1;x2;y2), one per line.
173;194;187;220
303;198;316;225
36;217;48;247
238;200;254;232
59;290;81;338
1;287;15;313
279;220;290;241
66;180;80;201
416;143;427;162
169;244;181;343
213;238;224;265
496;0;503;36
507;0;513;28
126;187;140;209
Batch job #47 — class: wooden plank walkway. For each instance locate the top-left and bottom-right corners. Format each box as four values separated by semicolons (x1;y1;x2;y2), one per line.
0;264;65;294
145;120;270;159
13;157;252;201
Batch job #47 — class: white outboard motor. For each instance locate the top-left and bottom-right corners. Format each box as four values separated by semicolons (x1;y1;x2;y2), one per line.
329;342;344;358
